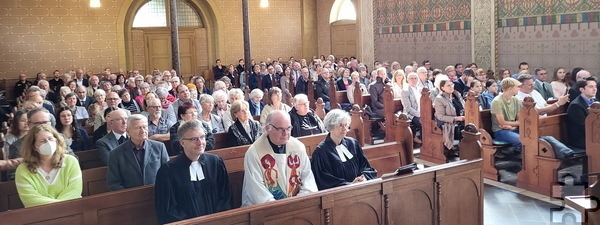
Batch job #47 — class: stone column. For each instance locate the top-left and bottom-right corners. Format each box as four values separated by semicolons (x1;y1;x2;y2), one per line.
354;0;374;68
169;0;180;75
301;0;318;60
471;0;498;71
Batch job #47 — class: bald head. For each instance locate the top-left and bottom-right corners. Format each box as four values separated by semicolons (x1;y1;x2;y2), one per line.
576;70;591;81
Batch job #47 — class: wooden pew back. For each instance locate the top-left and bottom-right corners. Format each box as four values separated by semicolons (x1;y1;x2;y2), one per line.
383;84;403;143
0;166;108;212
419;88;446;164
176;159;483;225
517;97;568;195
586;103;600;184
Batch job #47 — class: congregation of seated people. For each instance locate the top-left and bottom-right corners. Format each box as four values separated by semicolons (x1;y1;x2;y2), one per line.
1;56;599;224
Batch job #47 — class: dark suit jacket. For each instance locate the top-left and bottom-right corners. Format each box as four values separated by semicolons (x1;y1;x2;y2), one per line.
96;132;122;166
77;78;89;87
107;139;168;191
295;76;308;95
248;100;264;116
336;78;351;91
249;72;259;90
314;77;330;101
453;78;470;96
262;74;273;90
534;80;554;100
567;95;593;149
76;96;95;109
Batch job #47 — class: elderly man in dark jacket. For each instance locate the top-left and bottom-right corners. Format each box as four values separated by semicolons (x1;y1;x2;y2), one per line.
289;94;326;137
368;68;387;118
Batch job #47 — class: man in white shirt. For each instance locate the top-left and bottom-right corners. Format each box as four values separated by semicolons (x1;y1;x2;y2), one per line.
515;74;568;116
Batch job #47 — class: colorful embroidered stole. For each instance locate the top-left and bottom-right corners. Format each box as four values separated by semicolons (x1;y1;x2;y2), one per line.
254;135;303;200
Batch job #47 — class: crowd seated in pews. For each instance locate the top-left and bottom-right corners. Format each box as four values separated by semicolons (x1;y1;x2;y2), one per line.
2;56;600;223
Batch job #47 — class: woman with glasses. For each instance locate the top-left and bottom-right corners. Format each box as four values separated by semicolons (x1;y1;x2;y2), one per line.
117;89;141;113
56;107;91;152
227;100;262;147
91;89;107;110
135;82;151;110
310;109;377;190
199;94;226;134
169;102;215;156
15;124;82;207
434;79;466;158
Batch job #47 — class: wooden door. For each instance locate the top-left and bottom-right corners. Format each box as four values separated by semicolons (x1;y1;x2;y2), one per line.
144;30;196;79
331;22;357;59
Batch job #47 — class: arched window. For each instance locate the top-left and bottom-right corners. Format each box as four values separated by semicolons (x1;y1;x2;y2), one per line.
329;0;356;24
133;0;202;28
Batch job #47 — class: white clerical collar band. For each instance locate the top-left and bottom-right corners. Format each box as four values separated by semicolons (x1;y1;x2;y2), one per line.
190;161;205;181
335;145;354;162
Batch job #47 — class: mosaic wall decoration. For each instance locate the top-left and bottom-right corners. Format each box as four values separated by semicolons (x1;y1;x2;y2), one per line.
499;0;600;27
374;30;472;67
374;0;471;34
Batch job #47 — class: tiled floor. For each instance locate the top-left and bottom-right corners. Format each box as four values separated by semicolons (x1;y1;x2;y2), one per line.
484;184;582;225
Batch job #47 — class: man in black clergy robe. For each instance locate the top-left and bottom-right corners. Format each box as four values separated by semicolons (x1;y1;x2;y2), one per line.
155;120;232;224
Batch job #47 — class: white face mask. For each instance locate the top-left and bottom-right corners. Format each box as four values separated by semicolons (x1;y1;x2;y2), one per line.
38;141;57;156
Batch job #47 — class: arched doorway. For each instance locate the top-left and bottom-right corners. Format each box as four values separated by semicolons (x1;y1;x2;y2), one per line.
120;0;222;79
330;0;357;59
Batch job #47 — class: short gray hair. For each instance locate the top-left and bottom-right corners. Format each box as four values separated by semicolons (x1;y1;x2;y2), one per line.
322;109;351;131
249;89;264;100
177;119;205;139
155;87;168;97
199;94;214;104
229;88;244;100
127;114;147;128
212;90;227;102
292;94;309;106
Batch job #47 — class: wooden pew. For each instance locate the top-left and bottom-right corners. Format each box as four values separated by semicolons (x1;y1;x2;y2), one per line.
517;97;572;196
329;78;350;110
0;123;414;222
212;132;228;150
175;159;483;225
74;149;103;170
0;159;481;225
308;76;316;109
0;166;109;212
464;92;511;180
419;88;446;164
383;84;404;143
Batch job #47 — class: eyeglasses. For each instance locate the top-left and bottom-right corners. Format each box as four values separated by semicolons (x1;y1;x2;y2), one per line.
181;136;206;143
185;110;198;115
110;117;127;123
269;124;292;133
106;98;120;101
338;124;350;129
29;120;51;125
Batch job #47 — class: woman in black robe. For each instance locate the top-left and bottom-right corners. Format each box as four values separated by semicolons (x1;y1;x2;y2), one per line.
310;109;377;190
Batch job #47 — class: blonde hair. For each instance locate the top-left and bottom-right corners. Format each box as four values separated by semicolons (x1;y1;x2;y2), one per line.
20;124;67;173
393;70;405;86
500;77;521;92
230;100;249;120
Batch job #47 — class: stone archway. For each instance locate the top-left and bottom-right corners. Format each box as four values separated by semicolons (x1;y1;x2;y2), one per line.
116;0;225;74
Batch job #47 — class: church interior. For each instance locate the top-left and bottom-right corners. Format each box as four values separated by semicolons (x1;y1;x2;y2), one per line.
1;0;600;224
